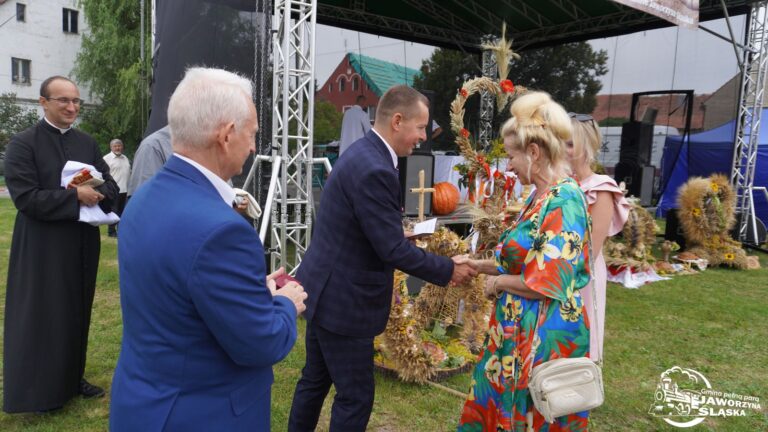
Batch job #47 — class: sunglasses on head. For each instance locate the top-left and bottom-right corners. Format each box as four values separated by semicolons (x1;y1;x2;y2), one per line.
568;112;594;122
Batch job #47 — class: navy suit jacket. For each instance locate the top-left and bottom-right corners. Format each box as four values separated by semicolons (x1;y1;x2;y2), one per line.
297;130;453;337
110;156;298;431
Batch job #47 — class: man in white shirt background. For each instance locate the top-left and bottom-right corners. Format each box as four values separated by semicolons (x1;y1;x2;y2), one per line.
103;139;131;237
339;95;372;156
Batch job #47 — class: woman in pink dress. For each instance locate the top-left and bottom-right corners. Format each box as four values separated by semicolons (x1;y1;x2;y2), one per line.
566;113;630;361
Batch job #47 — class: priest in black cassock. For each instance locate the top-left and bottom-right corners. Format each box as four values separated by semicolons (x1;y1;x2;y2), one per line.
3;76;119;413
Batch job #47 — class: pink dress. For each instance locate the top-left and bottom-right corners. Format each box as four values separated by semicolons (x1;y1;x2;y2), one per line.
579;174;630;361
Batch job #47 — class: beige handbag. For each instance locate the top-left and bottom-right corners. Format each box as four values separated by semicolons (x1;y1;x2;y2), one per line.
526;189;604;424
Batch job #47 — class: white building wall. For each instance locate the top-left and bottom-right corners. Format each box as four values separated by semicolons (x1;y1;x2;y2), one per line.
0;0;89;113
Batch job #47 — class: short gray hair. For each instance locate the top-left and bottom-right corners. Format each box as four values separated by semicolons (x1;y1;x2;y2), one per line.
168;67;253;150
110;139;123;146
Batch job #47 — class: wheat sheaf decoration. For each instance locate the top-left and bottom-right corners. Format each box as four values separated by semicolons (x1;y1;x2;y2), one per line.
677;174;747;269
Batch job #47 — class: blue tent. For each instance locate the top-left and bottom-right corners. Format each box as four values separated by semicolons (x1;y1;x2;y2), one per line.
657;114;768;227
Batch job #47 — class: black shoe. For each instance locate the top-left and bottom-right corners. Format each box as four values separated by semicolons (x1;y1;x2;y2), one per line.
107;232;117;238
79;379;105;399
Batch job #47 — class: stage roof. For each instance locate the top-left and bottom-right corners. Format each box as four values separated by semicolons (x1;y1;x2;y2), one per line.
317;0;755;52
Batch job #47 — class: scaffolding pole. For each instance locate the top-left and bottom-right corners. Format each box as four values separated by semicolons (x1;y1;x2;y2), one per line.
479;34;498;152
731;2;767;244
270;0;316;274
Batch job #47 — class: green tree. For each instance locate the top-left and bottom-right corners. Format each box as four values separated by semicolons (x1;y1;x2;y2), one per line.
74;0;150;154
414;42;608;150
313;100;342;144
0;93;39;153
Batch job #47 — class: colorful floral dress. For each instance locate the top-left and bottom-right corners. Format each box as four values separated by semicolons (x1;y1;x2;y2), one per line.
458;178;592;432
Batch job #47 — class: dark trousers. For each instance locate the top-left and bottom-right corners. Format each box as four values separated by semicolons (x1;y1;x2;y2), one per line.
108;192;127;235
288;321;375;432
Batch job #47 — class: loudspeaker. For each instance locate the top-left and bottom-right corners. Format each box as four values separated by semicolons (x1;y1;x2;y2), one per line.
664;209;686;250
620;121;654;166
640;166;655;207
614;161;642;197
414;89;435;154
398;154;435;216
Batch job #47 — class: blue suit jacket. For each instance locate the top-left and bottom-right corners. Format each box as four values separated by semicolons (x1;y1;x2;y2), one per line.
297;130;453;337
110;156;298;431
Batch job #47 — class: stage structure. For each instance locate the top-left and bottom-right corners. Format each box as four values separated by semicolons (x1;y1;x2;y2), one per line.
479;35;498;152
731;1;768;244
267;0;317;274
245;0;764;272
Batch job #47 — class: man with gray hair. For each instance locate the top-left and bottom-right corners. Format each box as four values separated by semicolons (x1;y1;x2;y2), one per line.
103;138;131;237
110;67;307;431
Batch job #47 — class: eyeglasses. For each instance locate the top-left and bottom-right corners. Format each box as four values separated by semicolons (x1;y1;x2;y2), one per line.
568;112;594;122
46;97;83;107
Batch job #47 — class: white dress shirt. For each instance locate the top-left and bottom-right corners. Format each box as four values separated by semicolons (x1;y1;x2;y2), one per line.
371;128;399;169
174;153;236;206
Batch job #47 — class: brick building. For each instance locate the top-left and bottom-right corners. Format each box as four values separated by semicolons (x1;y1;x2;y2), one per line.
316;53;420;122
592;93;709;131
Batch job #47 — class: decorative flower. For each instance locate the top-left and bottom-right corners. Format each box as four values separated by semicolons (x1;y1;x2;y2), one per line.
710;182;719;193
559;295;582;322
525;231;561;270
489;322;504;348
692;208;702;217
502;355;515;378
503;295;522;322
560;231;583;261
460;128;470;138
460;88;468;98
724;253;735;261
485;354;502;384
500;79;515;93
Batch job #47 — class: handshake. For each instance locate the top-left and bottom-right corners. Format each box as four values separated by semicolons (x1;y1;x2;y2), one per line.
449;255;479;285
266;267;308;315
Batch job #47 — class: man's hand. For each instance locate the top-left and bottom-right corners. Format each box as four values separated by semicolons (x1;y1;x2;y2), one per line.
450;255;477;285
266;267;286;295
274;281;308;315
76;185;104;207
234;196;248;215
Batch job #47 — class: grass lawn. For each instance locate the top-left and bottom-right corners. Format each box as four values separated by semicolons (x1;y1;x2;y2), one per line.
0;197;766;431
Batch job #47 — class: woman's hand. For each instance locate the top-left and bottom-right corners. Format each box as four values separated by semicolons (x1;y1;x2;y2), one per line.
484;275;500;299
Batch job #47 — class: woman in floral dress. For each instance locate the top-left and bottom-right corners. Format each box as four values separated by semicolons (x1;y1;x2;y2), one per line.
458;92;592;432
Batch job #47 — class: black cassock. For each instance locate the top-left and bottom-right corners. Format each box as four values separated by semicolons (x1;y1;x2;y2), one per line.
3;120;118;413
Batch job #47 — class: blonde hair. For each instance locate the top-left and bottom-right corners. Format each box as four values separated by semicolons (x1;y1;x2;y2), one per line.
500;91;571;179
570;117;602;164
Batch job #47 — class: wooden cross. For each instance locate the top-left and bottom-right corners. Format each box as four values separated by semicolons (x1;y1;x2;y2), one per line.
409;169;435;221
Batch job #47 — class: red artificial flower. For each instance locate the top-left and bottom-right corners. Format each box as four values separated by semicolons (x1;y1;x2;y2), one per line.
460;128;470;138
460;88;468;98
500;79;515;93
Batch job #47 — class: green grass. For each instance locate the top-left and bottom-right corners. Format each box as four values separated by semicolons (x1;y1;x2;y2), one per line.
0;197;766;431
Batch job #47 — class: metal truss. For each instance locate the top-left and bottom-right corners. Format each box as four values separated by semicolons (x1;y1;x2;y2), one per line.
316;0;752;53
731;1;767;244
317;3;480;50
270;0;317;274
479;34;498;152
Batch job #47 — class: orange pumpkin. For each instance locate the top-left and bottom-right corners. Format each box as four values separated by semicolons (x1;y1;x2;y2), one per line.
432;182;460;215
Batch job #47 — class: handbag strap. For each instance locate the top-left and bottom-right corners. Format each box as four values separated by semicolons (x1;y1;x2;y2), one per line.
524;181;602;381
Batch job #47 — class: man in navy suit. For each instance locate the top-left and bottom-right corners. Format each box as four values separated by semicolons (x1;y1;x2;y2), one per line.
110;67;307;431
288;85;476;431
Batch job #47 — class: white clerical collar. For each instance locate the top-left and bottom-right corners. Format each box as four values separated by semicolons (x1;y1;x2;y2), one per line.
174;153;236;206
371;128;399;169
44;117;72;134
